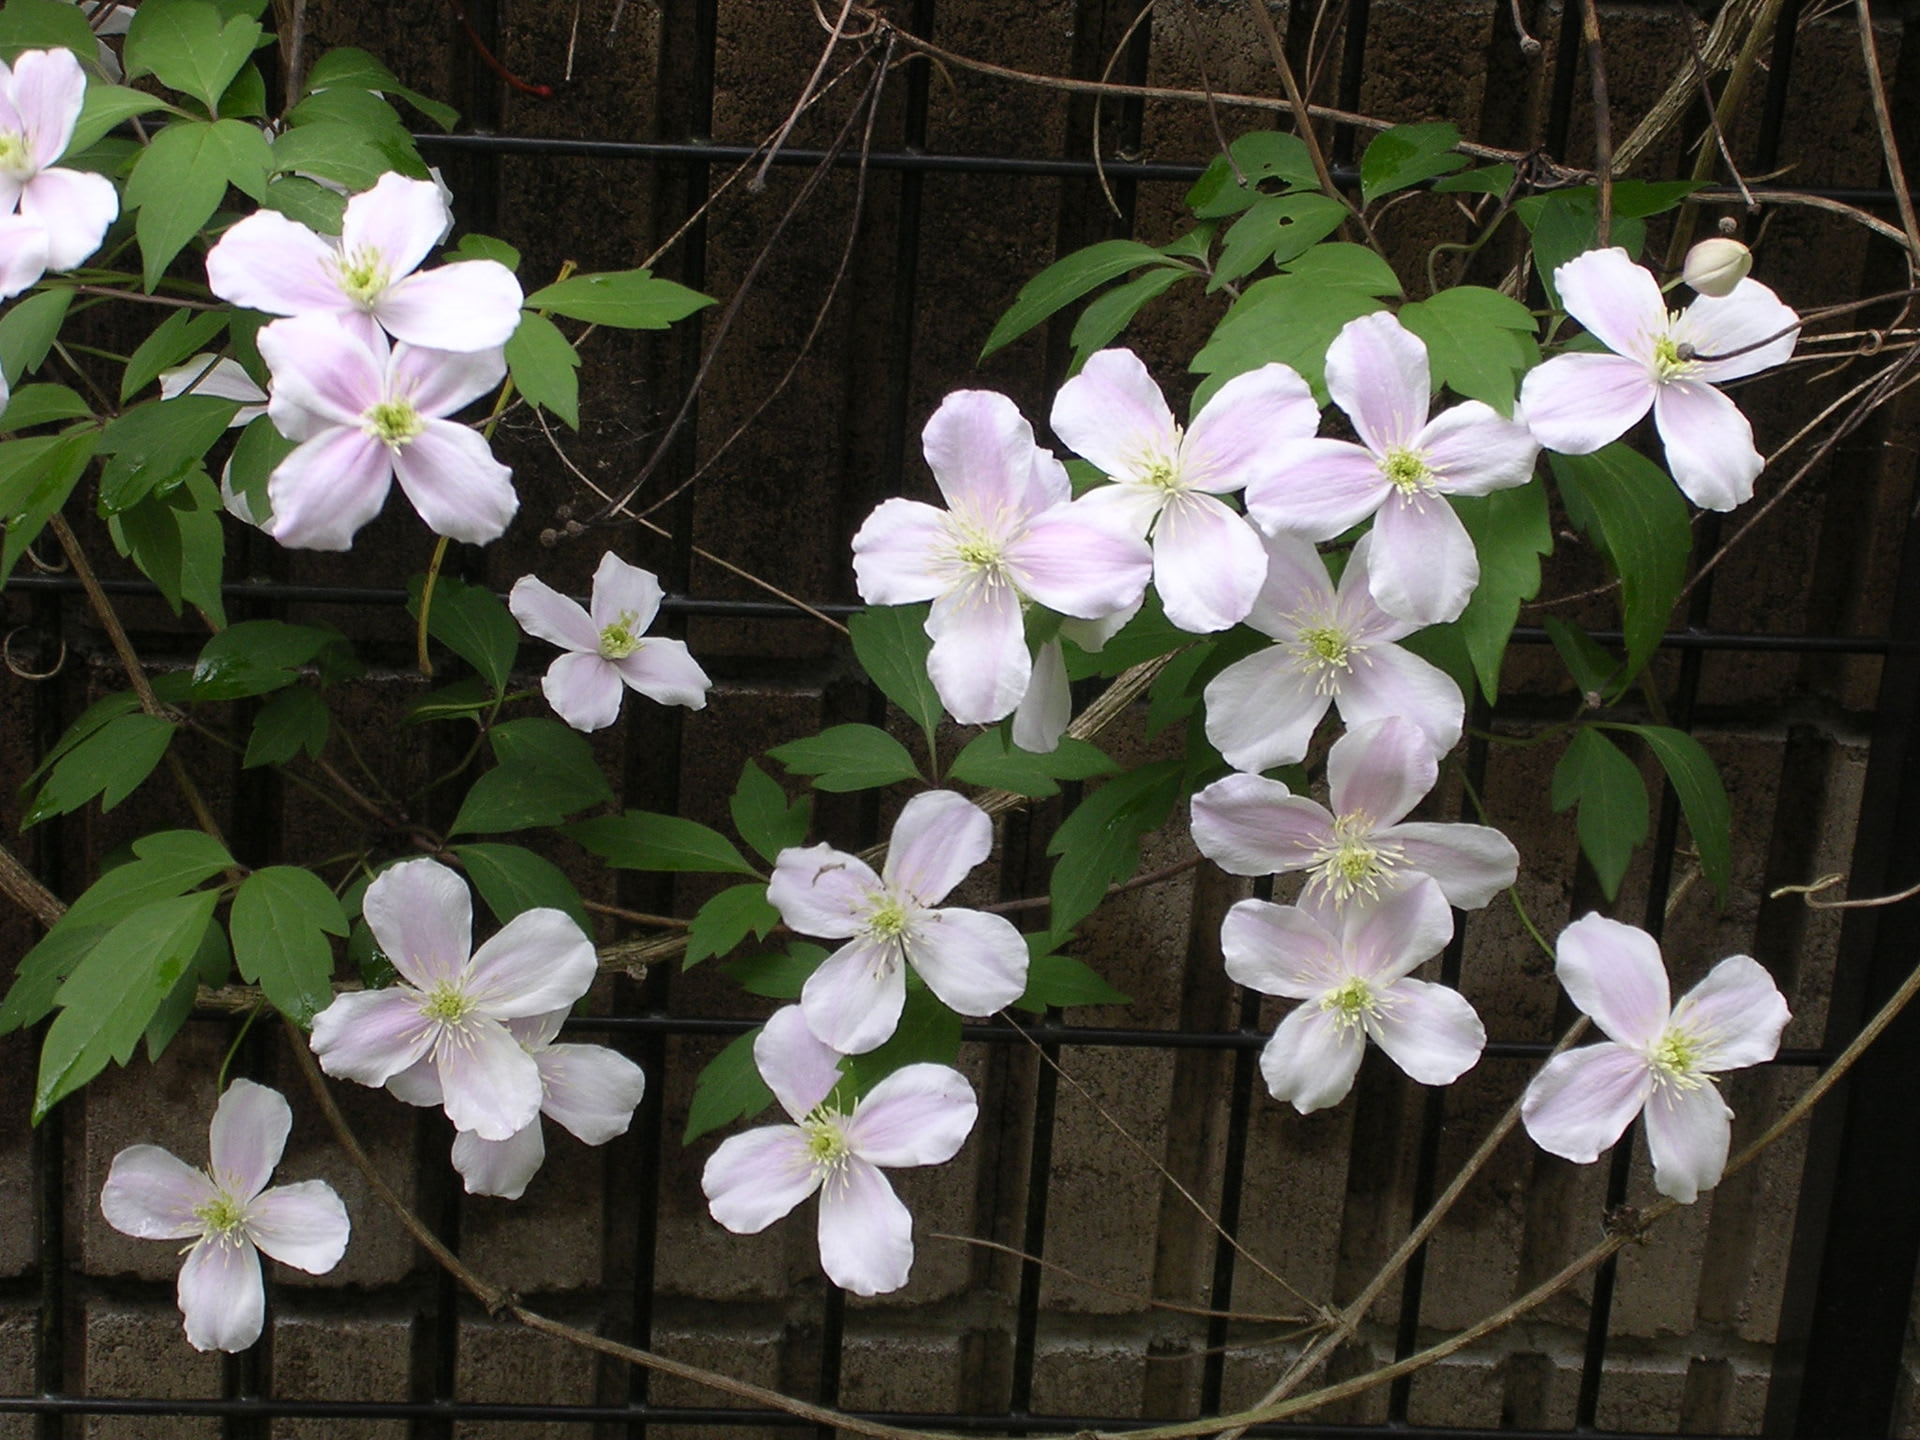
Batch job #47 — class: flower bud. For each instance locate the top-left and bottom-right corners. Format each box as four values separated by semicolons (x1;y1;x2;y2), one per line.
1683;238;1752;297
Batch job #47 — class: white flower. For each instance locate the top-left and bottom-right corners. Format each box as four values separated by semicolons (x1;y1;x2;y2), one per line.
0;48;118;272
1682;238;1752;298
100;1080;350;1352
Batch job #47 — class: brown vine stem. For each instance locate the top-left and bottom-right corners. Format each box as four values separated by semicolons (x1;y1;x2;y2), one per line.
1771;872;1920;911
1243;1;1369;247
48;513;163;717
1613;0;1776;175
1578;0;1614;247
1853;0;1920;268
0;841;63;929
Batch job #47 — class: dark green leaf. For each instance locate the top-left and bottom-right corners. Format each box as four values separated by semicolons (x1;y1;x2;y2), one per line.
981;239;1172;358
1551;446;1690;689
223;411;292;525
0;0;97;59
446;233;521;269
63;830;233;933
107;472;227;628
120;309;230;403
768;723;921;792
145;917;231;1061
1514;189;1649;307
216;59;266;120
404;677;495;727
0;383;91;429
450;717;616;836
1062;590;1189;679
1605;723;1733;906
191;619;337;699
504;311;580;428
67;83;175;157
1395;285;1539;414
685;883;780;966
36;891;219;1120
683;1028;776;1143
98;394;238;511
26;690;141;789
1015;950;1130;1012
22;712;173;827
0;288;73;383
1450;480;1551;702
231;866;346;1025
1431;163;1515;196
0;427;97;588
243;685;330;768
453;842;593;933
1209;193;1348;291
1046;759;1183;931
260;174;347;233
1550;728;1648;900
1187;131;1318;217
407;573;519;693
948;731;1116;799
729;760;812;865
1360;121;1466;205
124;0;263;112
124;119;273;288
524;270;714;329
1544;616;1620;700
848;604;942;758
0;923;105;1037
1069;266;1191;370
270;120;394;194
566;810;759;876
724;943;826;1000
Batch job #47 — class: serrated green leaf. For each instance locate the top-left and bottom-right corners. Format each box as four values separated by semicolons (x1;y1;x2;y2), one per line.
244;684;330;768
0;0;99;61
452;842;593;933
0;383;91;429
1450;480;1551;703
22;712;174;827
36;891;219;1120
723;943;826;1000
447;233;520;270
1209;192;1348;291
981;239;1172;358
729;760;812;865
0;288;72;385
683;1028;776;1143
120;309;230;403
98;394;238;511
66;83;174;159
523;270;714;329
685;883;780;966
1431;163;1515;196
767;723;921;792
1360;121;1466;205
504;311;580;428
847;604;941;759
1605;723;1732;906
450;717;616;836
1069;266;1190;370
260;174;347;233
566;810;759;876
1015;951;1130;1012
948;731;1116;799
1551;728;1648;900
0;427;97;588
124;0;262;112
1046;759;1183;931
231;866;346;1025
270;120;395;193
124;119;272;288
1396;285;1539;414
407;573;519;692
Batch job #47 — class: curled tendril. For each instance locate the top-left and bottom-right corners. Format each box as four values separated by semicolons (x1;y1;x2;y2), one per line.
3;627;65;680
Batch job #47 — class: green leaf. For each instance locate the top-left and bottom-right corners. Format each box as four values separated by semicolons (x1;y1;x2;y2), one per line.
191;619;339;699
844;982;962;1098
145;916;231;1061
847;604;942;759
1550;728;1649;901
948;731;1117;799
767;723;922;792
64;830;234;933
1186;131;1318;217
729;760;812;865
1069;266;1191;369
407;573;519;693
447;233;521;269
224;411;293;525
1191;244;1399;405
120;310;230;403
685;883;780;966
450;717;616;836
404;677;495;727
504;311;580;428
1396;285;1539;414
270;121;395;194
260;174;347;233
0;923;105;1037
1608;179;1708;219
124;0;263;112
0;288;72;384
566;810;760;876
723;943;825;1000
1605;723;1733;906
124;119;273;288
231;867;346;1025
1431;163;1515;196
1209;193;1348;291
98;394;238;512
244;685;329;768
66;83;174;159
36;891;219;1121
1514;188;1649;306
1046;759;1183;931
26;690;141;789
1360;121;1466;205
452;842;593;933
106;473;228;628
1450;479;1552;702
523;270;714;329
1015;950;1130;1012
1062;589;1189;679
1551;445;1690;689
0;0;99;61
684;1028;777;1143
1544;616;1620;699
0;383;91;430
980;239;1173;358
302;45;457;130
22;712;173;828
0;427;97;588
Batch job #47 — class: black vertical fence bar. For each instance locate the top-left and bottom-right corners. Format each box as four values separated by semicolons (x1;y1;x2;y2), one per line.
1331;0;1372;167
1006;1025;1063;1429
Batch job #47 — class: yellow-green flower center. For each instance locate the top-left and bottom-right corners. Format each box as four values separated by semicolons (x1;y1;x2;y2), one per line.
0;131;30;178
335;246;391;305
1648;1026;1703;1087
1141;456;1183;494
1289;620;1356;694
419;980;476;1026
598;610;643;659
1650;327;1699;382
193;1192;248;1238
1321;977;1382;1032
1382;447;1433;495
866;896;911;941
1307;813;1404;906
365;399;425;448
802;1113;852;1177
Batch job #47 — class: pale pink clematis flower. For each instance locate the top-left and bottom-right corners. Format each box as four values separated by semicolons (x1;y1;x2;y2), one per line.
256;313;516;549
1521;914;1789;1204
0;49;119;271
207;172;523;352
388;1010;647;1200
770;790;1028;1055
1222;876;1484;1113
852;390;1152;726
1009;605;1138;755
1202;530;1464;774
0;212;50;301
1244;313;1538;626
702;1005;977;1296
1050;349;1319;633
309;859;598;1142
1192;716;1517;910
99;1080;350;1352
1519;247;1799;511
508;552;711;732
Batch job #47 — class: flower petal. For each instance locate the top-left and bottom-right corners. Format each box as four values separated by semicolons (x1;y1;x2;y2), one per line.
389;342;507;419
11;48;84;168
1202;645;1330;774
19;166;118;270
391;421;518;545
1071;479;1164;539
340;172;450;285
1220;898;1343;999
1005;505;1153;619
703;1125;820;1233
768;844;882;940
1643;1078;1732;1204
364;858;472;987
1242;438;1386;541
100;1145;215;1241
845;1063;977;1166
206;210;343;319
1326;311;1431;453
1335;641;1464;759
1672;955;1789;1072
509;575;598;653
536;1043;647;1145
462;908;597;1019
1385;821;1520;910
1553;247;1665;362
754;1005;843;1121
259;316;382;434
1151;491;1267;633
385;1058;443;1107
922;389;1048;520
309;988;435;1088
1521;1043;1654;1163
159;356;267;408
613;640;711;711
541;652;623;732
1259;1004;1365;1113
1326;716;1435;828
1341;874;1453;984
244;1180;350;1273
800;936;909;1055
1652;380;1761;512
883;790;992;906
263;428;391;552
1366;490;1479;626
375;261;524;352
1675;278;1799;382
1180;362;1321;492
906;907;1028;1017
434;1017;545;1141
816;1157;915;1296
1518;352;1654;456
178;1237;264;1353
1049;348;1177;483
1419;401;1539;496
1010;638;1070;755
1190;773;1331;877
0;214;49;301
1243;529;1336;638
208;1079;291;1201
851;499;952;606
450;1120;547;1200
588;551;664;632
1555;913;1670;1047
1371;977;1485;1085
926;580;1029;724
